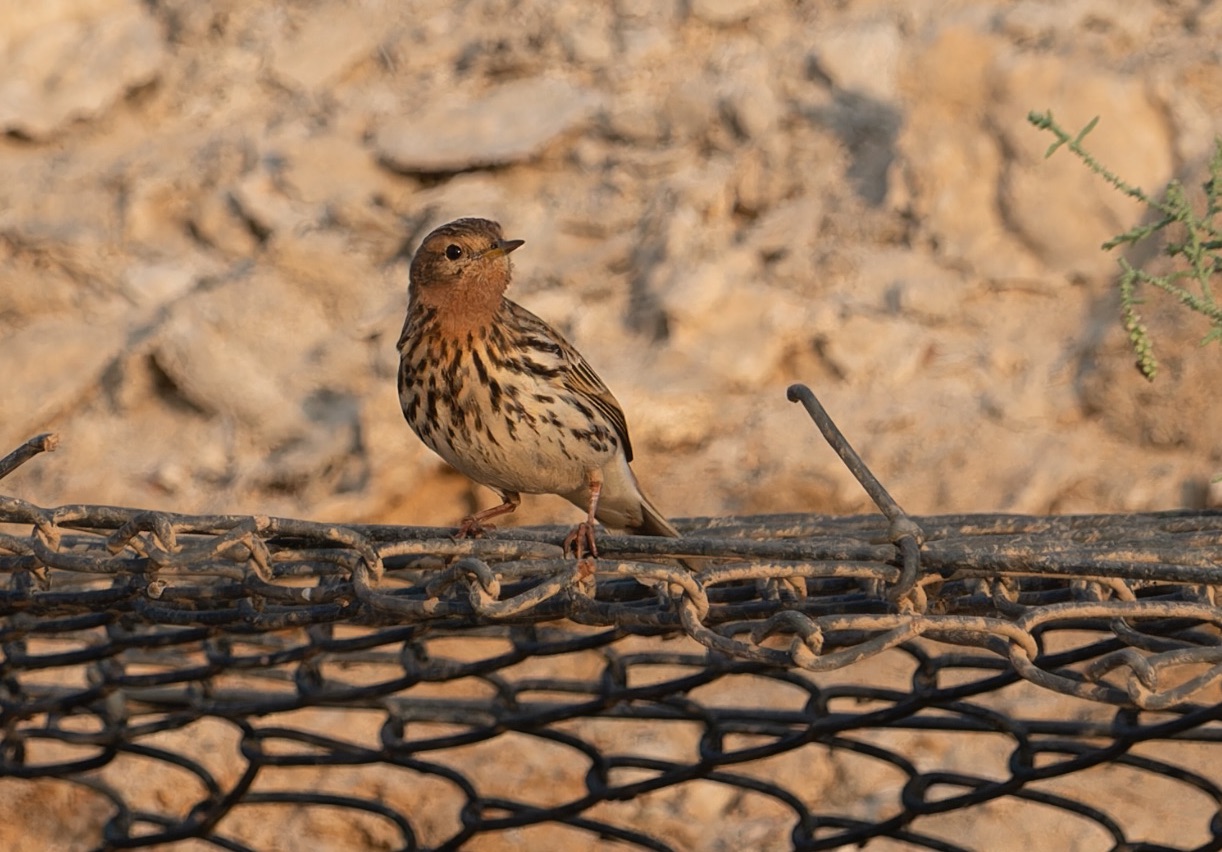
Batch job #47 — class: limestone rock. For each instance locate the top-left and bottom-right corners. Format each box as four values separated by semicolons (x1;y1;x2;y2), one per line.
657;247;816;388
120;259;210;309
0;318;129;448
374;77;603;173
690;0;768;26
992;59;1175;279
894;26;1044;281
269;10;385;92
0;0;165;138
1078;265;1222;455
809;19;903;101
149;272;334;446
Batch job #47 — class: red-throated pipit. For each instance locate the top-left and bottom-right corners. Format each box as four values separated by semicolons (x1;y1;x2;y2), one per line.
397;217;679;558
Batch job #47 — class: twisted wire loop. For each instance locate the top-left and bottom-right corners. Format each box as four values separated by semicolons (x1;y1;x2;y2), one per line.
2;399;1222;850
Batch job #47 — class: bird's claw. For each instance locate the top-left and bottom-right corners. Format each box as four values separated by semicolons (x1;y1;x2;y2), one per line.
563;521;599;561
455;517;496;539
576;556;598;580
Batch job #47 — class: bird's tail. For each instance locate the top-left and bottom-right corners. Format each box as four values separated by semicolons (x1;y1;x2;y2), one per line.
586;458;684;539
625;491;681;538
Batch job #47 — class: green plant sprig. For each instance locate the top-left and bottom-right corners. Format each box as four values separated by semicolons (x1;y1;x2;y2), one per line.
1028;110;1222;380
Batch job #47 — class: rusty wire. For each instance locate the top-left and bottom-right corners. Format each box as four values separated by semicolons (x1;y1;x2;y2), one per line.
2;387;1222;850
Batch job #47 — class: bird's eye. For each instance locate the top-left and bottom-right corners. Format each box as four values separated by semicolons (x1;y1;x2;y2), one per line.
445;244;463;260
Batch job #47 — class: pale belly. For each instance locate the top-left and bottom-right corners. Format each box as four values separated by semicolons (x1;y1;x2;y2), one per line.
400;353;621;497
425;409;611;496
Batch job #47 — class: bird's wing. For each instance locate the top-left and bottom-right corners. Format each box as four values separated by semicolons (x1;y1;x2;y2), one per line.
504;300;635;462
564;343;635;463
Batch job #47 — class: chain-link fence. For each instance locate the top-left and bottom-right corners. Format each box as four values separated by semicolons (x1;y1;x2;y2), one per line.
3;388;1221;850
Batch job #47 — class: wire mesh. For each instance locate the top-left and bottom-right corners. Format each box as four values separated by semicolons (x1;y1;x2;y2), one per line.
2;388;1221;850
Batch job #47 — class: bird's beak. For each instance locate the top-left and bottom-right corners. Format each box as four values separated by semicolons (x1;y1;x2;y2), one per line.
481;238;525;259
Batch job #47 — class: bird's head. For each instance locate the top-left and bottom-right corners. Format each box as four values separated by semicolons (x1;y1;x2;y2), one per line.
409;217;525;304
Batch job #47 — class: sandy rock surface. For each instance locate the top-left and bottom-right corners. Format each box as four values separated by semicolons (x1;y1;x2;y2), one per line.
2;1;1219;528
5;1;1218;528
2;3;1222;850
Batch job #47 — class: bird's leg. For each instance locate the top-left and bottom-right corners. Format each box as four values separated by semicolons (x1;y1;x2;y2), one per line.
563;469;603;560
456;491;521;538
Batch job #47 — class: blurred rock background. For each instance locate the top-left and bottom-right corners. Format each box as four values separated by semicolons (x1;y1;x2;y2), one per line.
5;4;1222;850
2;0;1221;528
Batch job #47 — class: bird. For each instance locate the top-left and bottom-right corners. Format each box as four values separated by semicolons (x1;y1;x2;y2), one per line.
396;217;680;559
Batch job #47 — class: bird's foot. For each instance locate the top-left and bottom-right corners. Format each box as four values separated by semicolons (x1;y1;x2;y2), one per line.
563;521;599;561
576;556;598;580
455;516;496;539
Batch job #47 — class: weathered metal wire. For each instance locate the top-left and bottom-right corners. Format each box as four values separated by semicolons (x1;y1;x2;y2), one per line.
2;388;1221;850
